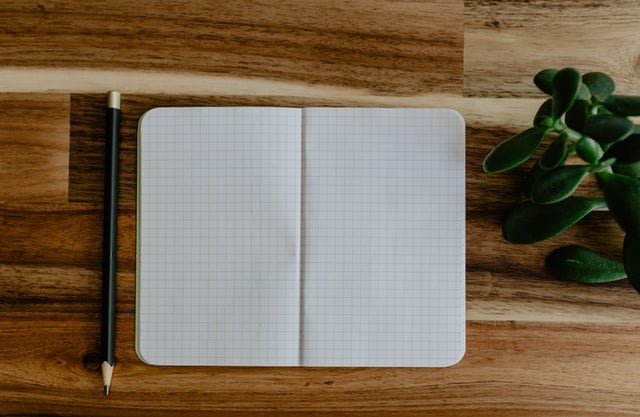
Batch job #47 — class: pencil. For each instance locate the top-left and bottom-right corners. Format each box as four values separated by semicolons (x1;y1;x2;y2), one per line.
101;91;121;396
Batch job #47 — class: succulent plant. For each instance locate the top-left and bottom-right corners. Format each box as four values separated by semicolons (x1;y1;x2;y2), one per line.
483;67;640;291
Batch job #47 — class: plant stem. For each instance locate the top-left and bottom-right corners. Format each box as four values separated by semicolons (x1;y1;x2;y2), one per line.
555;121;583;142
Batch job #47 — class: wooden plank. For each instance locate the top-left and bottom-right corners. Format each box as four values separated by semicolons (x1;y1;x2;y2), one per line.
66;94;640;322
0;202;103;268
3;221;639;323
4;93;640;326
0;263;99;314
0;0;463;96
0;207;136;314
464;0;640;97
0;94;69;203
4;93;638;325
2;203;639;322
2;316;640;416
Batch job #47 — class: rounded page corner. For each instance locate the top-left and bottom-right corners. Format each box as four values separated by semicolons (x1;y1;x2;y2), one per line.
442;108;466;130
134;339;164;366
442;342;466;368
138;107;166;130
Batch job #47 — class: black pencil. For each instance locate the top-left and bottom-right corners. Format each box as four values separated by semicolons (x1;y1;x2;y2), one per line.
101;91;120;396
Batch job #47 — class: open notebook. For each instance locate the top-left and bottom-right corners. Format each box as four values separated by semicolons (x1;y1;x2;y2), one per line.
136;107;465;367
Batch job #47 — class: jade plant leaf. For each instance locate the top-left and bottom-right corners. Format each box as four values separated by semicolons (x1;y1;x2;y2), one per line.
575;136;602;164
534;98;554;127
531;165;590;204
577;83;592;101
582;72;615;101
546;245;626;283
539;134;569;170
585;114;634;145
623;234;640;292
592;158;617;174
603;134;640;165
613;161;640;179
598;171;640;239
485;68;640;294
604;95;640;117
483;126;547;173
524;161;548;198
502;197;606;244
565;99;587;131
534;69;557;95
552;67;581;118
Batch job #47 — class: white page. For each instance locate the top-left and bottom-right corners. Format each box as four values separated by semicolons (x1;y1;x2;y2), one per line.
301;108;465;367
136;107;302;366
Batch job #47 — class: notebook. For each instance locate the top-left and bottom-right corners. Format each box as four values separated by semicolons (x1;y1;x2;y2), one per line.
135;107;465;367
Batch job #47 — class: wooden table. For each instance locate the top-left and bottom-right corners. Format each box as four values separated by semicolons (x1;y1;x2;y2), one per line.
2;1;640;415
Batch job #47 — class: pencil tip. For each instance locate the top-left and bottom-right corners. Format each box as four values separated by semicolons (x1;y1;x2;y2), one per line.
101;361;114;396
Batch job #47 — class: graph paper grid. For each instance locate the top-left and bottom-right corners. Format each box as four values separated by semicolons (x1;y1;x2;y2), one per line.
301;108;465;366
136;107;302;366
136;107;465;367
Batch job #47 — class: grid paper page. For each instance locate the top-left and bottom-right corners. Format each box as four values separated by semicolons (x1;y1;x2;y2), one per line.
301;108;465;367
136;107;302;366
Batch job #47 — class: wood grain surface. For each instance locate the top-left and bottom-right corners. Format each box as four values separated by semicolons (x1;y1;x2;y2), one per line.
1;0;462;96
464;0;640;97
2;1;640;416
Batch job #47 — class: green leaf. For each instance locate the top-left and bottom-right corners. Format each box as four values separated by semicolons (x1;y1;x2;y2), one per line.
503;197;606;244
598;172;640;239
524;161;548;198
604;95;640;116
576;83;591;100
534;98;554;127
585;114;634;145
540;134;569;170
577;83;592;101
534;69;557;95
591;158;616;173
582;72;615;101
483;127;548;173
531;165;590;204
623;234;640;292
565;99;588;132
575;136;603;164
546;245;626;283
603;134;640;165
613;160;640;179
552;67;581;118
